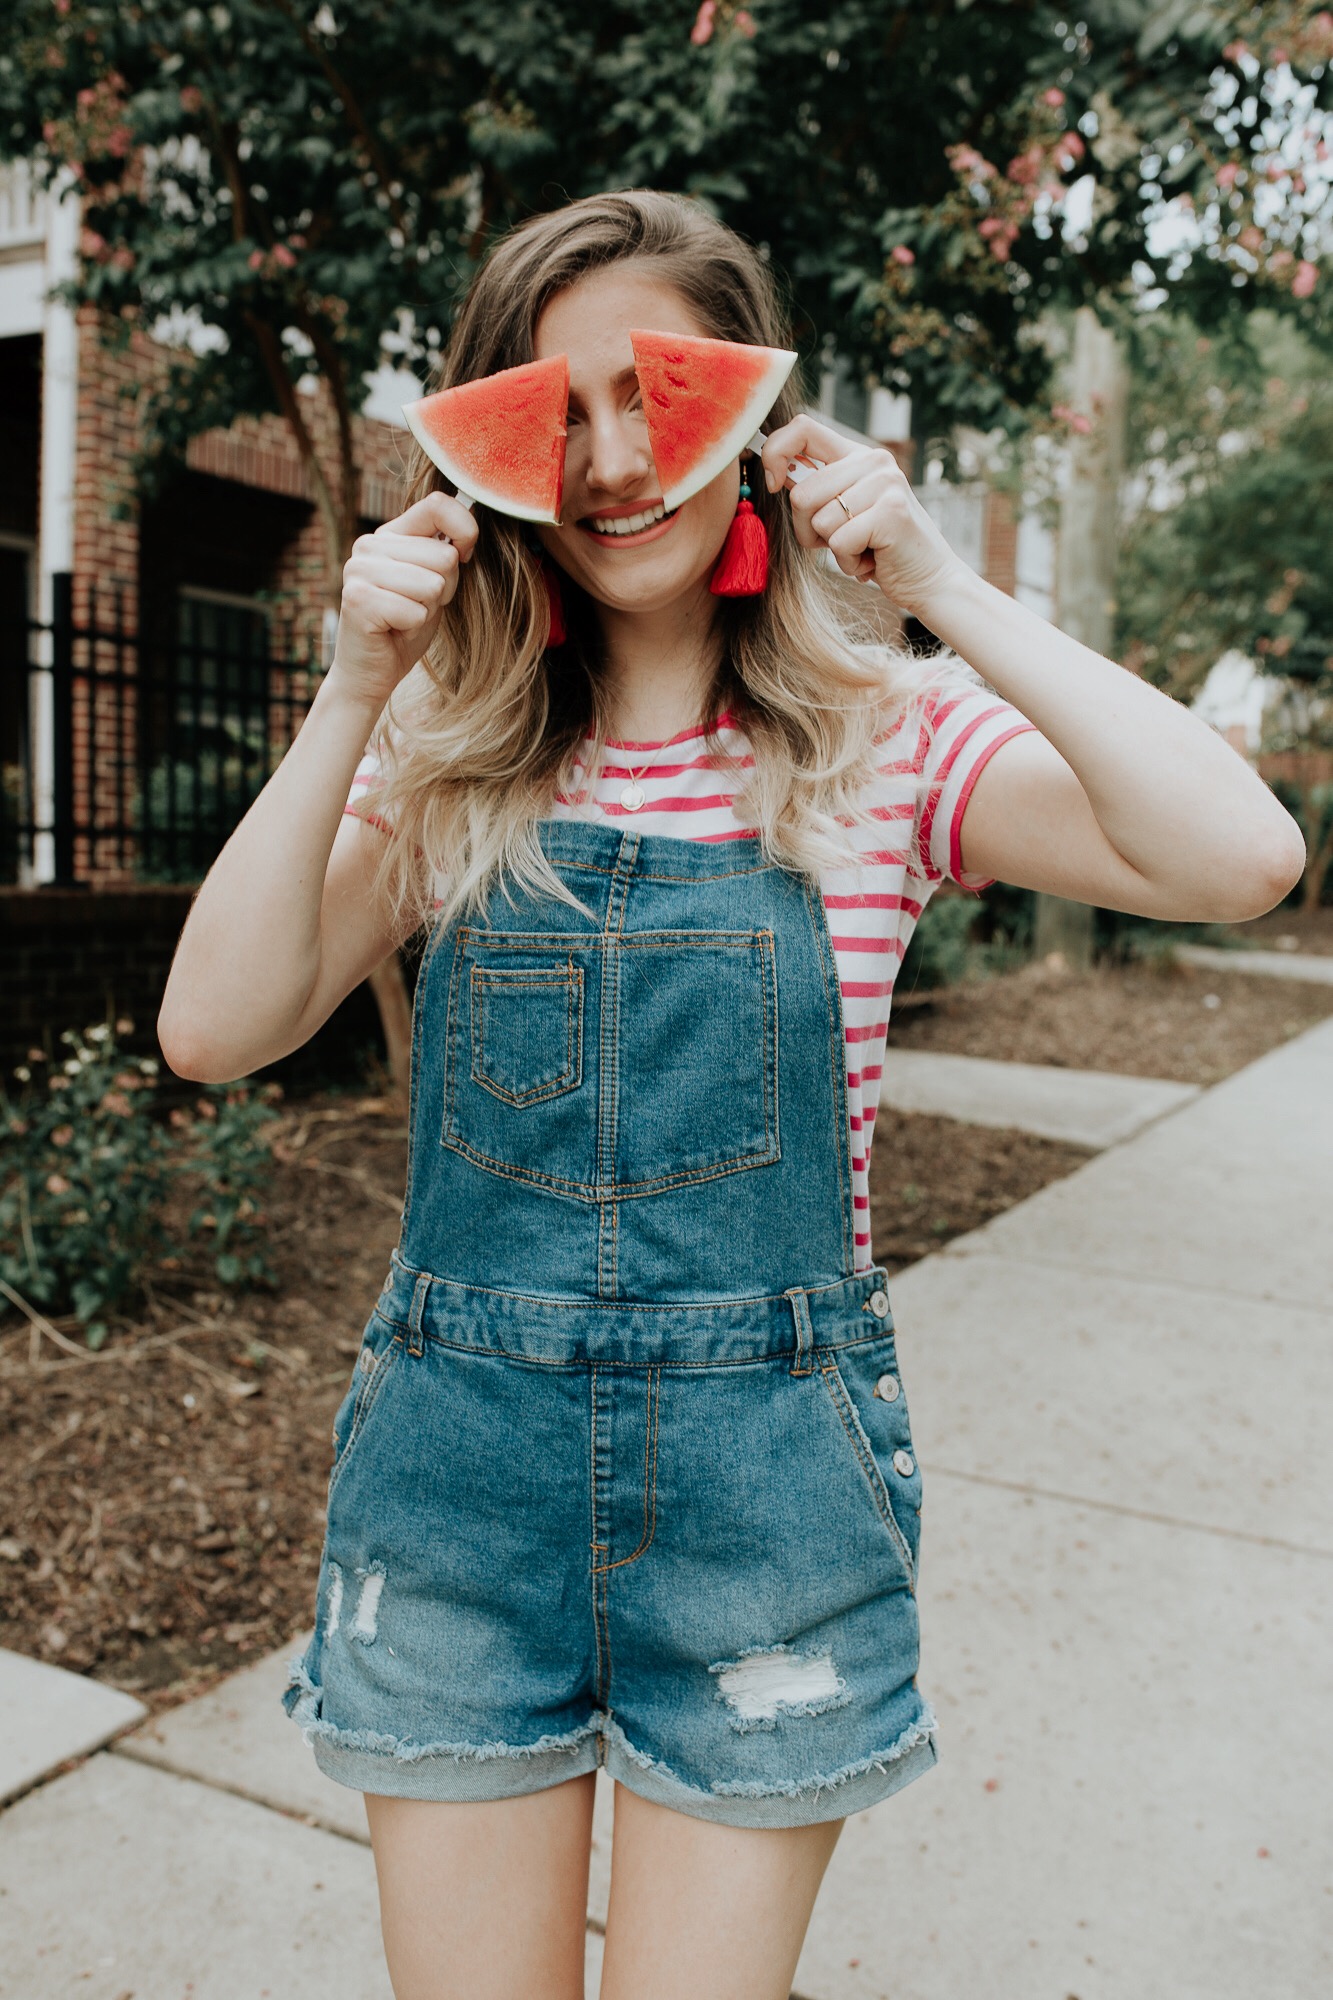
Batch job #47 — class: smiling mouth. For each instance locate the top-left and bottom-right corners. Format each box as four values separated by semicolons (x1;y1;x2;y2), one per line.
578;499;681;543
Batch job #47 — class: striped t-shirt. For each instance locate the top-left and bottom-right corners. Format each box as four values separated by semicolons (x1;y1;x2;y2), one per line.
345;686;1034;1271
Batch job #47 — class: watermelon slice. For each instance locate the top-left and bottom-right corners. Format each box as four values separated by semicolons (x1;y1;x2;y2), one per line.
630;330;798;512
402;354;569;522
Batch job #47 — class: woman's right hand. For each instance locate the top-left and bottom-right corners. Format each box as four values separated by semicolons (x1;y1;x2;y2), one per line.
326;491;480;712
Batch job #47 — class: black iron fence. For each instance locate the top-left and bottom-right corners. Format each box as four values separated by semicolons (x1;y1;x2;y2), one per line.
2;574;321;887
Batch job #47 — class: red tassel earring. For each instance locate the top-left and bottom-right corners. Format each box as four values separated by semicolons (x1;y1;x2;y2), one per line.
540;557;567;645
709;454;769;597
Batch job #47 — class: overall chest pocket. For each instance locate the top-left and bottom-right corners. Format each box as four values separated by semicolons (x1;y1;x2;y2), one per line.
443;934;598;1192
471;962;583;1105
440;925;780;1201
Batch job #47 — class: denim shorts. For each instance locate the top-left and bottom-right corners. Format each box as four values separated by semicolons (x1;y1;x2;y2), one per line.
282;821;938;1827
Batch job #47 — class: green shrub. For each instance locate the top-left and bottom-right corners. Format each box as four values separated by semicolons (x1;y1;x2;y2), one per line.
898;892;981;992
0;1021;283;1348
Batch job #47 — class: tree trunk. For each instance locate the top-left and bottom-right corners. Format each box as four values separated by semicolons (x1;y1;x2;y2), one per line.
1033;306;1129;970
1300;784;1333;913
368;950;414;1107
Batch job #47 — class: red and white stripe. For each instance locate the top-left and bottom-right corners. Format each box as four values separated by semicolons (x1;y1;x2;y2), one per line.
345;690;1034;1270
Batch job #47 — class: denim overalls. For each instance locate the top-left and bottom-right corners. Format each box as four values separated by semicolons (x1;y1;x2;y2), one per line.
283;820;937;1827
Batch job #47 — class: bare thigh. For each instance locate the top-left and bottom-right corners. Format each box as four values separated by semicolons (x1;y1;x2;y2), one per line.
599;1782;845;2000
363;1772;597;2000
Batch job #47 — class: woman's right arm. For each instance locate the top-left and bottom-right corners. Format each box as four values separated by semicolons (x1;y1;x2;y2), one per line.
157;491;478;1082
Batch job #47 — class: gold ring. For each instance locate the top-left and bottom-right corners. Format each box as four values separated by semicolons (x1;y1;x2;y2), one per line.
836;494;853;521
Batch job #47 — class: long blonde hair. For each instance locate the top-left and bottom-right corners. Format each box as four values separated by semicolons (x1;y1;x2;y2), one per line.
360;188;968;938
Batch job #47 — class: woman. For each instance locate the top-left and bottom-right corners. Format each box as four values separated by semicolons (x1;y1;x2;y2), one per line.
158;190;1304;2000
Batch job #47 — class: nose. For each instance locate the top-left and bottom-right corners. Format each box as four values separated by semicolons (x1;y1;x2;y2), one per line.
581;404;655;499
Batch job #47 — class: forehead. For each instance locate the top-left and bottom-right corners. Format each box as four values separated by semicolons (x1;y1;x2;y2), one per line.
533;264;709;386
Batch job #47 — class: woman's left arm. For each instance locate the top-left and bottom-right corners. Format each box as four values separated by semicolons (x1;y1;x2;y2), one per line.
763;418;1307;923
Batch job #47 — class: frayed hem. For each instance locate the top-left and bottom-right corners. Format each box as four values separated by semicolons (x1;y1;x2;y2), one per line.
281;1660;605;1767
708;1705;938;1800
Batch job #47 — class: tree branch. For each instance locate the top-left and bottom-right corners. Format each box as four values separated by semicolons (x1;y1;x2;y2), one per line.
266;0;410;237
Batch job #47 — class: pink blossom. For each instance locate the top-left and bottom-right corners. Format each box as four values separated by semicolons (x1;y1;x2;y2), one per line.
180;86;203;114
1215;162;1241;190
101;1091;133;1116
1007;145;1044;186
1271;47;1288;65
1292;260;1318;298
1239;224;1264;251
248;249;265;270
890;244;915;265
1055;132;1085;168
110;246;134;271
1223;40;1248;62
1042;87;1065;108
46;1174;71;1195
735;7;755;34
1268;248;1294;272
1317;141;1329;163
272;243;296;268
1069;412;1091;434
690;0;716;44
948;143;995;180
51;1125;74;1146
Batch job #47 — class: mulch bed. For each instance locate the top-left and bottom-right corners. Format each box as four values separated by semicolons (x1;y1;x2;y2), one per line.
890;951;1333;1085
3;949;1323;1715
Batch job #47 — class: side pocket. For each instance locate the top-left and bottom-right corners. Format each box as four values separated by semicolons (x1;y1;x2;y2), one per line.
818;1335;922;1587
327;1311;403;1503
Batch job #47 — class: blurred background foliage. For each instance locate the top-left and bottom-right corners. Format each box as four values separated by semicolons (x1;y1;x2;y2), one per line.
1;2;1328;588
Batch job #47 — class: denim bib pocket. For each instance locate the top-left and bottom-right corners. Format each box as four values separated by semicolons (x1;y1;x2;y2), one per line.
818;1333;921;1586
440;926;779;1199
470;960;583;1106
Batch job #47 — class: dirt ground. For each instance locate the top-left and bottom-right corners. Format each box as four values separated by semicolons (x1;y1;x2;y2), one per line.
890;951;1333;1084
2;951;1327;1714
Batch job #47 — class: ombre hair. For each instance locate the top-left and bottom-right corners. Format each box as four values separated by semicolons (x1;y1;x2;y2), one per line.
360;188;973;939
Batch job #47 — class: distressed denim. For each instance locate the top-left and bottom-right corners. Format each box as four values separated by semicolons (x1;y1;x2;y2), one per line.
282;822;937;1827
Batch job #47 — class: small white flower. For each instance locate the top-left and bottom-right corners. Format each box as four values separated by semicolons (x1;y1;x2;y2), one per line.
87;1025;111;1044
63;1060;81;1076
13;1066;30;1082
59;1030;76;1045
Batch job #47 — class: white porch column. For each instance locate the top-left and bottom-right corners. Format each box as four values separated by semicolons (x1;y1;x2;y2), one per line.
31;170;80;885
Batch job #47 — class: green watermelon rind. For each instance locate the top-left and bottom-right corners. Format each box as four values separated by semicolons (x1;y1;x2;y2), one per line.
402;357;567;523
630;332;798;513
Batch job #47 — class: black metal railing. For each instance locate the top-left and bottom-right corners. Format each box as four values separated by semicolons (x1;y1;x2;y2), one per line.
2;574;321;887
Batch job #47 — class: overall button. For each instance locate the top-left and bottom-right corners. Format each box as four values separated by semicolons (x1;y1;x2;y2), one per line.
892;1448;915;1477
868;1289;890;1318
874;1372;900;1402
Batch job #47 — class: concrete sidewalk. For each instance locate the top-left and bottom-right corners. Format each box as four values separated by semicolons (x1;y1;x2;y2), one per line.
3;1020;1330;1998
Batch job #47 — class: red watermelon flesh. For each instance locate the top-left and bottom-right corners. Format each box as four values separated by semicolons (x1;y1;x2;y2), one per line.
630;329;798;512
402;354;569;523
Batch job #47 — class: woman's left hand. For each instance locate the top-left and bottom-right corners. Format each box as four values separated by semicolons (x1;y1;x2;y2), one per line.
760;415;967;619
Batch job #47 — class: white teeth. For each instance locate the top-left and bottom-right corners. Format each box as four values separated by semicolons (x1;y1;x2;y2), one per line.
590;502;669;534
